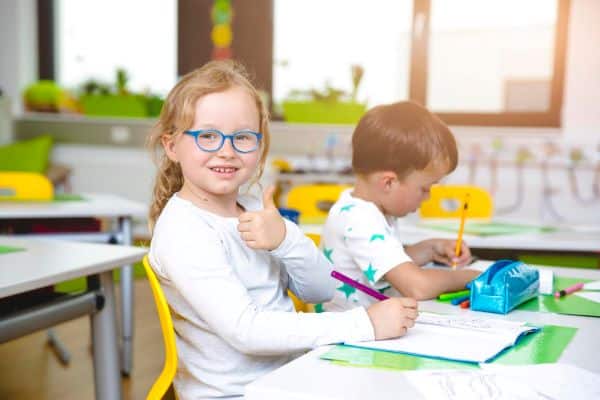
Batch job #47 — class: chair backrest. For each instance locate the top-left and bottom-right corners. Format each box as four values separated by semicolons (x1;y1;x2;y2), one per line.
0;172;53;201
286;184;351;223
142;256;178;400
419;184;493;219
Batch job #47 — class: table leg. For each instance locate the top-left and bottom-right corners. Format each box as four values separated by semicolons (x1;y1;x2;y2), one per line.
91;271;122;400
119;216;134;376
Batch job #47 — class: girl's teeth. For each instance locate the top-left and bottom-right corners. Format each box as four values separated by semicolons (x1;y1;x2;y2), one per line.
214;167;235;173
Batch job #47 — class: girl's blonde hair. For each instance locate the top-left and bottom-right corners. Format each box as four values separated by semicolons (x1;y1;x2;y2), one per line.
147;60;271;232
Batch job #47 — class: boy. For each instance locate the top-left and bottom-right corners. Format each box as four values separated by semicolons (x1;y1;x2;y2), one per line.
321;101;480;310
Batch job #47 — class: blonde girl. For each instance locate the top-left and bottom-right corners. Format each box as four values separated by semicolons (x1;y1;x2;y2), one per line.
147;60;417;400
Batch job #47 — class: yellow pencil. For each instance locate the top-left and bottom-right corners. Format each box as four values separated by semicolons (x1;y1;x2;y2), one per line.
452;193;470;270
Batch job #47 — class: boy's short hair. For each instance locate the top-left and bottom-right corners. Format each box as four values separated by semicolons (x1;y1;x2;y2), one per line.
352;101;458;179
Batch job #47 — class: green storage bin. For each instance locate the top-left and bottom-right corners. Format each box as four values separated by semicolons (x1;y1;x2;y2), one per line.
282;101;366;125
81;94;148;117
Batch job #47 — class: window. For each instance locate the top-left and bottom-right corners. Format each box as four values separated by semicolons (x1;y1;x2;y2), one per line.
55;0;177;95
273;0;569;126
273;0;414;107
427;0;557;113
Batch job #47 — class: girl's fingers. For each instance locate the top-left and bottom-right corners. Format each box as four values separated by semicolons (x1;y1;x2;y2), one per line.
240;231;255;241
404;317;416;328
238;212;254;223
245;240;258;249
237;222;251;232
404;307;419;320
399;297;418;308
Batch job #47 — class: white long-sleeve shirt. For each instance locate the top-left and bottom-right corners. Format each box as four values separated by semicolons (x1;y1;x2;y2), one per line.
149;193;374;399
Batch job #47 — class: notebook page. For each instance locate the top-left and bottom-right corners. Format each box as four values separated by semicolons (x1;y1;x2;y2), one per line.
345;312;536;363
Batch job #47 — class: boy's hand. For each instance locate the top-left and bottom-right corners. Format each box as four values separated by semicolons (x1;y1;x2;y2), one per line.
431;239;472;267
366;297;418;340
237;186;286;250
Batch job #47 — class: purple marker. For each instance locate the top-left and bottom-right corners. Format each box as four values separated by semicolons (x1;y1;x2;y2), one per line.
331;270;389;301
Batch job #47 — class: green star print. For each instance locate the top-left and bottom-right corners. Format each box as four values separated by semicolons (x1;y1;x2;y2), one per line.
363;263;377;282
323;247;333;263
369;233;385;242
337;283;356;299
340;204;356;212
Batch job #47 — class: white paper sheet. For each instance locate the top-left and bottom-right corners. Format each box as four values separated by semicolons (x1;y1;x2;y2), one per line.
575;291;600;303
583;280;600;290
404;363;600;400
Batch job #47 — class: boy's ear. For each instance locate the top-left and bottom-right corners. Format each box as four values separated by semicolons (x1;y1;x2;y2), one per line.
161;134;178;162
378;171;399;192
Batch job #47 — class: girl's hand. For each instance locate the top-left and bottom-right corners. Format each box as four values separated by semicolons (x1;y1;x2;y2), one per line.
237;186;286;250
366;297;418;340
431;239;472;267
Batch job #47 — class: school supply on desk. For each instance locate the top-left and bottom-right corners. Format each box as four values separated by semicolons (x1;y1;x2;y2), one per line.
469;260;539;314
582;280;600;290
554;282;584;298
459;299;470;309
402;363;600;400
331;270;388;301
574;291;600;304
322;324;576;370
344;311;540;364
450;295;470;305
0;244;25;254
452;194;469;269
438;289;470;301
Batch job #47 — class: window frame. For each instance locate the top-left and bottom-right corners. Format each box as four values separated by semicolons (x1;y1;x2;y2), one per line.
410;0;570;127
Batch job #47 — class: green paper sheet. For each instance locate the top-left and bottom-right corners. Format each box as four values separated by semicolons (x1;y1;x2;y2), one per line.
53;193;85;202
518;276;600;317
320;324;577;372
0;193;85;203
0;245;25;254
419;221;555;237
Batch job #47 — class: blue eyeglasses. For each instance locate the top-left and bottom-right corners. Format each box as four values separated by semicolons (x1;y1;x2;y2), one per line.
184;129;263;153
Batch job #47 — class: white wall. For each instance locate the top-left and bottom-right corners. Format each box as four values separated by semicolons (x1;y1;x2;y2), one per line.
0;0;37;114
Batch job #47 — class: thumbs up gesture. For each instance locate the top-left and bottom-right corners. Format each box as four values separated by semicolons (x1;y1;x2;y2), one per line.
238;186;286;250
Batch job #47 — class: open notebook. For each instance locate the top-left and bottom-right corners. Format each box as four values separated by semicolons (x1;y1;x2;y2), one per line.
344;312;539;364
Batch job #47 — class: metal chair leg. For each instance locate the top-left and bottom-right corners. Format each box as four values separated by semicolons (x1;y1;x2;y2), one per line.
47;328;71;365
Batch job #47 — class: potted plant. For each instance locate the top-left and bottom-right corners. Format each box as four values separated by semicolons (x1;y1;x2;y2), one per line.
281;65;366;124
78;68;151;118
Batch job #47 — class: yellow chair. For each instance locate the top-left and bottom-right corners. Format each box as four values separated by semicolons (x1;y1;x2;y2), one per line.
287;233;321;313
142;256;178;400
419;184;493;219
0;172;53;201
286;184;351;224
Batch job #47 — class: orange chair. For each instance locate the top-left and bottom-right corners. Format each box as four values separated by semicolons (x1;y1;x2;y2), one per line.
142;256;178;400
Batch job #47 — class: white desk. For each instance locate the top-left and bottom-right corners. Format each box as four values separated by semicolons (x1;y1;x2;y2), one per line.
246;264;600;400
0;193;147;375
301;221;600;254
0;237;146;400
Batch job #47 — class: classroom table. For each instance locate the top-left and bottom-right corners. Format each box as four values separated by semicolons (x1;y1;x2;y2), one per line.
0;237;146;400
0;193;147;375
246;264;600;400
301;220;600;255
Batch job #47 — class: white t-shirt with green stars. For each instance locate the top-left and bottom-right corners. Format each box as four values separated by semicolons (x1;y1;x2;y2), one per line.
320;188;413;311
